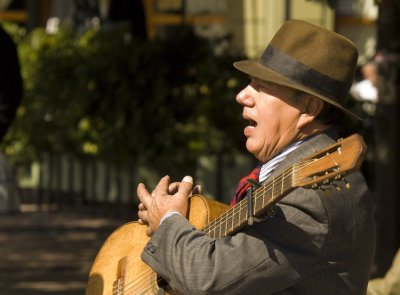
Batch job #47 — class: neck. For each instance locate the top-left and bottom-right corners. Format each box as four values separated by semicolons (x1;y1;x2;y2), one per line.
297;123;330;141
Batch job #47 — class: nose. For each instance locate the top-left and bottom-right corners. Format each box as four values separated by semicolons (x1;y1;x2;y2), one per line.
236;85;255;107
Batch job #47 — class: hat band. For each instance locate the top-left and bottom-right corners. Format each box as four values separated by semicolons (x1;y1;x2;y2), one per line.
261;45;348;101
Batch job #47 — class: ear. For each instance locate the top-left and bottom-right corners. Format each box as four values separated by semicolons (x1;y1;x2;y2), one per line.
296;95;324;130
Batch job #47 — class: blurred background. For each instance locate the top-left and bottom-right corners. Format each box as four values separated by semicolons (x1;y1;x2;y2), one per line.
0;0;399;294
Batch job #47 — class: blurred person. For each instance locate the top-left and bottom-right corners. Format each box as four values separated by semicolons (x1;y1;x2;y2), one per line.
0;25;22;140
136;20;376;294
367;248;400;295
350;61;378;116
0;25;23;213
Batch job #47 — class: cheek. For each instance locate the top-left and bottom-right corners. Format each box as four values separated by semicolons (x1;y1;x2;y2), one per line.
257;106;280;134
257;105;298;144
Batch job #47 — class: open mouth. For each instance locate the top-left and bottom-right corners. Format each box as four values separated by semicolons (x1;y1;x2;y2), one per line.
249;120;257;127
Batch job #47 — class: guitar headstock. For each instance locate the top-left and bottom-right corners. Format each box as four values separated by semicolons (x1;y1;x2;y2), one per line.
293;134;367;188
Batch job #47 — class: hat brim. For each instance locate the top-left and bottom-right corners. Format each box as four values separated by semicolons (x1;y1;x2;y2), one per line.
234;60;360;120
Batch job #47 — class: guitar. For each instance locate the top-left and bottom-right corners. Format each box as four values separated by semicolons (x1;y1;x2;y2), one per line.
86;133;367;295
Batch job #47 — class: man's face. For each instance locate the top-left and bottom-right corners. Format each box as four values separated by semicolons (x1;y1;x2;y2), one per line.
236;79;303;162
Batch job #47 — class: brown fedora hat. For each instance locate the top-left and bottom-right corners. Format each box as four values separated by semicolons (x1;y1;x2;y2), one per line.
234;20;359;119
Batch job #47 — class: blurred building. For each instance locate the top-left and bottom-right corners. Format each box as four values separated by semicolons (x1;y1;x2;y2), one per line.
0;0;377;62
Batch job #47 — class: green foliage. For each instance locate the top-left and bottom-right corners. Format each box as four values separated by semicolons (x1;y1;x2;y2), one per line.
1;23;248;177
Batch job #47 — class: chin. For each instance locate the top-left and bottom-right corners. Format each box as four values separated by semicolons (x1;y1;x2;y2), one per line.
245;142;261;160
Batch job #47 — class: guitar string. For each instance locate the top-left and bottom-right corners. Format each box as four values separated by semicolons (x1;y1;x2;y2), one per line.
202;162;308;236
114;268;168;295
184;160;313;238
251;160;316;207
114;270;168;295
111;267;156;295
202;166;291;235
205;159;319;237
115;160;318;294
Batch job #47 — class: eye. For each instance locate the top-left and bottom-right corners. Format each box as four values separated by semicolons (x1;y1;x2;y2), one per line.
249;80;260;91
259;85;275;96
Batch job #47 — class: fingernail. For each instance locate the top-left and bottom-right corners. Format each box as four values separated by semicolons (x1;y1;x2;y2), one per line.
182;176;193;183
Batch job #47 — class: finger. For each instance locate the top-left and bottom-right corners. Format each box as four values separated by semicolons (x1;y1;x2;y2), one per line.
192;185;202;195
137;183;152;208
138;209;148;223
153;175;170;195
146;226;154;237
168;182;180;194
177;176;193;199
138;203;146;211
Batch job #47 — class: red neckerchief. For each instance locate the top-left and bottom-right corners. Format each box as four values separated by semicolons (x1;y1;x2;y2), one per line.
230;165;261;207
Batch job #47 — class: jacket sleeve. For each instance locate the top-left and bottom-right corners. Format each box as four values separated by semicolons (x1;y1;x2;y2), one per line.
141;187;330;295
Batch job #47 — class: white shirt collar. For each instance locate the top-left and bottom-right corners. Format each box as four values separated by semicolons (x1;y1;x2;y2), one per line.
259;140;305;183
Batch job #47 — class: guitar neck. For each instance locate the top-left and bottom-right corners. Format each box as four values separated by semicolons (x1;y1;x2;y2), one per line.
200;134;367;239
202;165;295;239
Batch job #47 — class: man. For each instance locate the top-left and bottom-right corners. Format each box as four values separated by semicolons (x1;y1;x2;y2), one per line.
0;25;22;213
137;20;376;294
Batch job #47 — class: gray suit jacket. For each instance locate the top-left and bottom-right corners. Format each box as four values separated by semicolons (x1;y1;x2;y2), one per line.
142;133;376;294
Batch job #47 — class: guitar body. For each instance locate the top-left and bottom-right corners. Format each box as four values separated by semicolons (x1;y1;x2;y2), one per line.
86;195;229;295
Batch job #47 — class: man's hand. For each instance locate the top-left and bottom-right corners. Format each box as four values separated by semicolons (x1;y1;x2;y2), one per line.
137;175;193;236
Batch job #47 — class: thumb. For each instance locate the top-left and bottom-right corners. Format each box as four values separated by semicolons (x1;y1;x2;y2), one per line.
177;176;193;198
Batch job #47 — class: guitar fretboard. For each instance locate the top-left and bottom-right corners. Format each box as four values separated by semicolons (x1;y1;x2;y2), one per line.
202;165;296;239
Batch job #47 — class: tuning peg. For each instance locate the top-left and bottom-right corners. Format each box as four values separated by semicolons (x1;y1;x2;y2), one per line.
343;178;350;189
332;182;342;191
334;174;342;180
